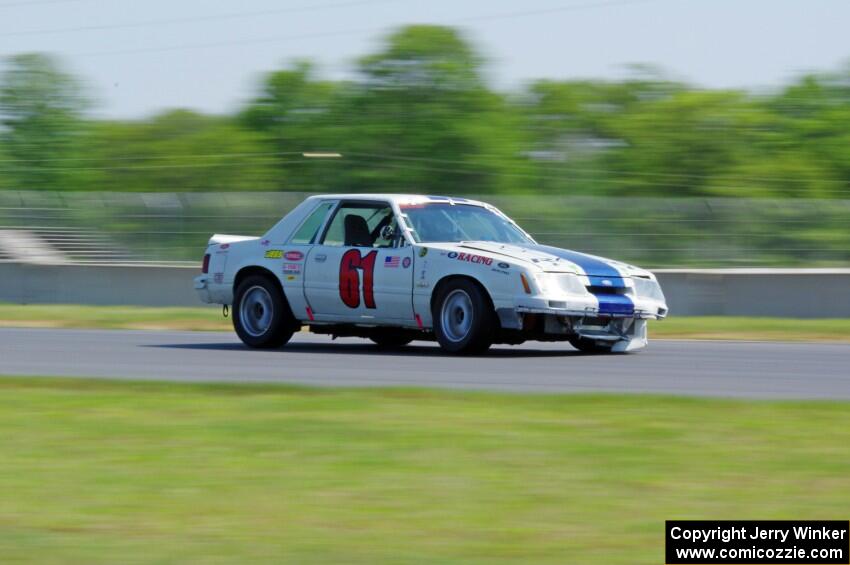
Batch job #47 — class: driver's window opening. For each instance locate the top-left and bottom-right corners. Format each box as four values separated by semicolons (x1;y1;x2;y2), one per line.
322;203;400;248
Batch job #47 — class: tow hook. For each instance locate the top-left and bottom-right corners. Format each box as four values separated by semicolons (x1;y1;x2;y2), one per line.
222;305;229;318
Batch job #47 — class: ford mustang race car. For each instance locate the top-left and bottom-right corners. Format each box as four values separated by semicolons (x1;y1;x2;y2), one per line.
194;194;667;354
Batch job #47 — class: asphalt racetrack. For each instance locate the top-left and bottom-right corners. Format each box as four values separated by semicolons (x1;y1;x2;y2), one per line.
1;328;849;399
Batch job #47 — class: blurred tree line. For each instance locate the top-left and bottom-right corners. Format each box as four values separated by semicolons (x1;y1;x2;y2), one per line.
1;25;848;198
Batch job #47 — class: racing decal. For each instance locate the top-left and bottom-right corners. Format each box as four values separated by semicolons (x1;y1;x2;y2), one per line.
447;251;493;266
213;273;224;284
261;239;270;247
339;249;377;309
218;243;230;250
384;256;400;268
402;257;412;269
284;251;304;261
418;247;428;257
282;263;301;275
497;262;510;269
264;250;283;259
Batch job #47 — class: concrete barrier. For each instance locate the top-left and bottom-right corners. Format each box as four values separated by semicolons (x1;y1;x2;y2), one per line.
0;262;204;308
655;269;850;318
1;262;848;317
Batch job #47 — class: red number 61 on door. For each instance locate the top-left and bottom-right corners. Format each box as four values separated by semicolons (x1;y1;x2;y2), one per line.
339;249;377;309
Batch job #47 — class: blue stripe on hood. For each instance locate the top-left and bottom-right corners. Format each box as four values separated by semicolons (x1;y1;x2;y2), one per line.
530;245;634;315
530;245;626;287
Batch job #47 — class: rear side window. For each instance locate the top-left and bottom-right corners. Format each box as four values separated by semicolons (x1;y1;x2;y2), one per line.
289;202;334;244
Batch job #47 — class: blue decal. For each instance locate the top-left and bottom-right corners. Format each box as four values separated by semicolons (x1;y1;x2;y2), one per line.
595;294;635;316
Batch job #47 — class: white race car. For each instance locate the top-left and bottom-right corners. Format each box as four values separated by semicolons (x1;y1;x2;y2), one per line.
195;194;667;354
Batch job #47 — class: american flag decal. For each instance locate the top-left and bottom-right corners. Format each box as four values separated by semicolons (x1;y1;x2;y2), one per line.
384;256;400;268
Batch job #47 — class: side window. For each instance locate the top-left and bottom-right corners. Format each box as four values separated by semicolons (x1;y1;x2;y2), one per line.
321;202;395;247
289;202;334;244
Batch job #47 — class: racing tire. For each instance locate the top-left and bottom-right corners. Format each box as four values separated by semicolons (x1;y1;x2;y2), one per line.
368;331;414;349
569;336;616;354
432;279;495;354
233;275;296;349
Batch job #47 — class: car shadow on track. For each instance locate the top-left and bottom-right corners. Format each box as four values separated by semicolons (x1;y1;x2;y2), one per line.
144;341;585;358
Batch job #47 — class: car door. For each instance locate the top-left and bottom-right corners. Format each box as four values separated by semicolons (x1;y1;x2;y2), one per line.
303;200;414;323
272;200;336;320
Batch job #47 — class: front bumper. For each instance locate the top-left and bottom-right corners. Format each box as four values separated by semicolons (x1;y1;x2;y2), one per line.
496;286;667;351
513;295;667;320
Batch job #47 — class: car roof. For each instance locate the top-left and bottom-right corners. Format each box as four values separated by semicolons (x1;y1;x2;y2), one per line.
305;194;490;208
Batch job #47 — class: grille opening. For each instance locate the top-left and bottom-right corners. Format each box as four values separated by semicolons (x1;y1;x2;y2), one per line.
587;285;626;295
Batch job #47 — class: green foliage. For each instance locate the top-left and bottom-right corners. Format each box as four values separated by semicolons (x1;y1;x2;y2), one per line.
0;53;88;190
75;110;277;192
0;28;848;198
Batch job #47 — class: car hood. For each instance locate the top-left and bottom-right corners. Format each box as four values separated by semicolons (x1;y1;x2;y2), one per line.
429;241;652;284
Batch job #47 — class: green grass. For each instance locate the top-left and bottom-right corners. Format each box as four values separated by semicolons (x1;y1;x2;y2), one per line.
1;303;849;341
0;377;848;564
652;316;850;342
0;303;230;331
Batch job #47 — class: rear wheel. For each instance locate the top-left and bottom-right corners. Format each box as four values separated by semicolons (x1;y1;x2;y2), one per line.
432;279;495;354
569;336;616;354
233;275;296;349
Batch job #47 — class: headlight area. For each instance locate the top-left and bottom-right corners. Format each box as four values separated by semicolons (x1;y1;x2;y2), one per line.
526;272;586;297
631;276;666;303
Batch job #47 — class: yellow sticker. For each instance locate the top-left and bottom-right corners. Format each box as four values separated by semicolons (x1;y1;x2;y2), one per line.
264;250;283;259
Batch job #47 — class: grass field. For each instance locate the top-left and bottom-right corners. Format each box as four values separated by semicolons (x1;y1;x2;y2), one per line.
0;377;848;564
1;303;849;341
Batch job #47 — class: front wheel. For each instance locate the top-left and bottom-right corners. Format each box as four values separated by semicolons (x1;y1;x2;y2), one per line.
233;275;296;349
432;279;495;354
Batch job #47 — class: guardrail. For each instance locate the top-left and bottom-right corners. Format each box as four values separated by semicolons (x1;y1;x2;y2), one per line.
1;263;848;318
2;191;850;267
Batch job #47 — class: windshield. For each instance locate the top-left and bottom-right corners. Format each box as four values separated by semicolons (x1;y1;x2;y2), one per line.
400;203;533;244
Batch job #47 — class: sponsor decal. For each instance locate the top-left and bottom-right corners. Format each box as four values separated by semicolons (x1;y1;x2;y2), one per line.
416;260;430;287
286;275;296;281
402;257;412;269
498;262;510;269
491;268;509;276
219;243;230;250
282;263;302;275
284;251;304;261
384;256;400;268
264;250;283;259
261;239;270;247
449;251;492;266
419;247;428;258
213;273;224;284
